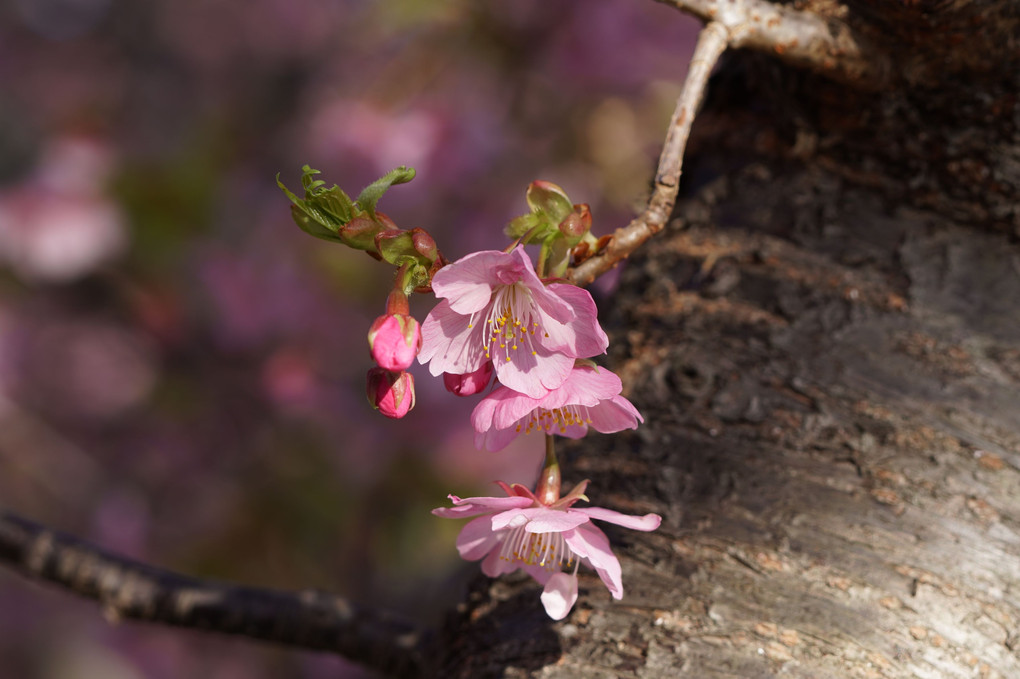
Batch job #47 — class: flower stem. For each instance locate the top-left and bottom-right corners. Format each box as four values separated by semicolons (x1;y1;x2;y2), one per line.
385;287;410;315
535;435;561;505
394;263;416;299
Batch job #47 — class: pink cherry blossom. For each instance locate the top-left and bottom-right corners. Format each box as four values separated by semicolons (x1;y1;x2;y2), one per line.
433;480;661;620
367;313;422;371
418;247;608;398
471;364;642;452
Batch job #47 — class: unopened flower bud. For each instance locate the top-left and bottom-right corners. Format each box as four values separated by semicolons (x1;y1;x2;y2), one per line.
366;368;416;418
558;204;591;241
443;361;494;397
368;314;422;371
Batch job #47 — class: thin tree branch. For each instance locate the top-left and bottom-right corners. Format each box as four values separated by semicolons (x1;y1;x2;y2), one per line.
568;21;728;286
569;1;892;286
0;510;427;678
655;0;891;87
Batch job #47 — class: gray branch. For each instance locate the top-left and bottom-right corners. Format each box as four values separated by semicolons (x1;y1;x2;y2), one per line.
0;510;427;678
655;0;891;87
569;22;728;286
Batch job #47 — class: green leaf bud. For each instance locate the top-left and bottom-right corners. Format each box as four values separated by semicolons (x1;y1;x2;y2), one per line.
525;180;572;224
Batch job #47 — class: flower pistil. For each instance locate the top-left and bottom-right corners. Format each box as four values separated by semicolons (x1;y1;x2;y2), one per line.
472;283;547;363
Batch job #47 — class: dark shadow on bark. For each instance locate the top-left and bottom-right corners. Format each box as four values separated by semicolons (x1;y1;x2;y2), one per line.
438;572;563;678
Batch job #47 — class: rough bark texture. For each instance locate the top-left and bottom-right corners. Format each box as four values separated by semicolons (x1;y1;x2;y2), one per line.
435;7;1020;677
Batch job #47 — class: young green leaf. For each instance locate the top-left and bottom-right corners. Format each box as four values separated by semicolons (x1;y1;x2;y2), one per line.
356;166;416;219
277;169;356;236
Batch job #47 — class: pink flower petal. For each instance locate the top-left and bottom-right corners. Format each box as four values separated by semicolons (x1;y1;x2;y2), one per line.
471;366;631;448
522;507;590;534
542;283;608;357
492;367;624;427
586;395;643;433
431;250;510;314
572;507;662;531
454;515;502;561
540;572;578;620
473;424;520;452
513;253;573;325
470;391;501;434
419;299;487;375
431;494;533;519
565;523;624;599
481;546;518;577
488;508;530;531
520;563;555;587
489;506;589;533
493;343;574;398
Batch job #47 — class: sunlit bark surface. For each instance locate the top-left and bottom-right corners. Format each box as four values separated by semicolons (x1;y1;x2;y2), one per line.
437;4;1020;675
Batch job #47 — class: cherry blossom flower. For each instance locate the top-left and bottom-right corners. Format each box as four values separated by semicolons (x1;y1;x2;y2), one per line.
418;247;608;398
433;480;661;620
471;364;642;451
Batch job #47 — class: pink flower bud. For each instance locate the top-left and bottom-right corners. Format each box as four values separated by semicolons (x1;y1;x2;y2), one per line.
368;314;422;371
443;361;493;397
366;368;415;419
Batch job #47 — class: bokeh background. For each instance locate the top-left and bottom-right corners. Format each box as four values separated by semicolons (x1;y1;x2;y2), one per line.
0;1;697;676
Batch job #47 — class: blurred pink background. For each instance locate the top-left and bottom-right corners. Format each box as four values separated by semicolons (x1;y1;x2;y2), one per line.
0;1;698;676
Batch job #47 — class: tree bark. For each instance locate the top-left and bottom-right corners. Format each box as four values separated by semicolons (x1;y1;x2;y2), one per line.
436;4;1020;677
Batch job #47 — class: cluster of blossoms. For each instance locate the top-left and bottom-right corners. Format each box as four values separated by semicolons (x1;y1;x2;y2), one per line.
280;170;661;619
418;245;660;619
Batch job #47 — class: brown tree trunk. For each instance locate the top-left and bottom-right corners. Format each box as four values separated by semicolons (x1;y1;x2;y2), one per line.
436;3;1020;676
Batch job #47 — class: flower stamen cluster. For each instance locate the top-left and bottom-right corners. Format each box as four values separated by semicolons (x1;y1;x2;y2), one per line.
516;405;593;435
498;524;576;572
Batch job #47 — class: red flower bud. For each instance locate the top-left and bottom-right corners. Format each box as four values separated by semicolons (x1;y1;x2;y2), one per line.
368;313;422;371
442;361;493;397
366;368;416;419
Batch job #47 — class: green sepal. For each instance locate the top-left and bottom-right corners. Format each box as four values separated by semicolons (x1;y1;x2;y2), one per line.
356;166;416;219
342;216;392;252
376;227;437;270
